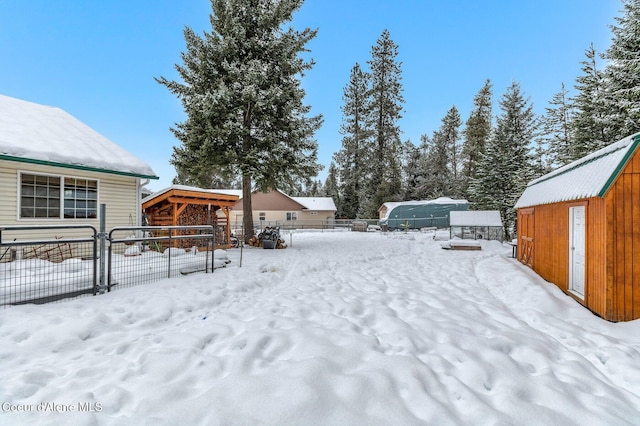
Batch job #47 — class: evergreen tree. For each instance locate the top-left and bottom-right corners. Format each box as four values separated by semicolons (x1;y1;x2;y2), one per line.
413;134;436;199
333;63;371;218
469;82;537;239
440;105;462;196
401;139;422;200
415;108;461;199
171;150;239;188
541;82;575;166
460;79;493;198
603;0;640;141
157;0;322;242
323;162;341;215
572;43;609;156
364;29;404;216
424;129;452;198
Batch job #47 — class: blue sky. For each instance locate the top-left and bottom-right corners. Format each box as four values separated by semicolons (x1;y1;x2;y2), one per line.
0;0;620;192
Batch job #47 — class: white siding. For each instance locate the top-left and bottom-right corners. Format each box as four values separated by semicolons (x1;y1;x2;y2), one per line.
0;159;140;241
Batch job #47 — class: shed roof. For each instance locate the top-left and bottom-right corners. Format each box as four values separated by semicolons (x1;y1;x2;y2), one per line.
142;185;239;208
450;210;503;227
148;186;337;212
515;133;640;208
0;94;157;179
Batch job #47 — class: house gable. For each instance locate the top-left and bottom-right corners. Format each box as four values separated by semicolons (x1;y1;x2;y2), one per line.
0;94;157;179
251;190;306;211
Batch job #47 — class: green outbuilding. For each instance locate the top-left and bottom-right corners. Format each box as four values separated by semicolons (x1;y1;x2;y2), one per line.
378;197;469;230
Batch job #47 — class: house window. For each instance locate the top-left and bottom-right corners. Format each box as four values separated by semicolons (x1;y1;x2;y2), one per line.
20;174;61;218
64;178;98;219
20;173;98;219
286;212;298;221
259;212;266;221
310;211;318;216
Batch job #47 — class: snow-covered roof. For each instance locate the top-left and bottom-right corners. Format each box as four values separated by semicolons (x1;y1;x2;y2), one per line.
142;185;239;203
144;186;336;211
292;196;337;211
450;210;503;227
379;197;468;218
213;188;337;211
0;94;157;178
515;133;640;208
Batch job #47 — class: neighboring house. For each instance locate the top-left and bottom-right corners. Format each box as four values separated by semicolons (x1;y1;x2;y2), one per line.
213;188;337;229
378;197;469;230
449;210;504;241
514;132;640;321
0;94;158;241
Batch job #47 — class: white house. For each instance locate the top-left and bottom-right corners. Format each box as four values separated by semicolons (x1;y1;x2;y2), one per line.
0;94;158;240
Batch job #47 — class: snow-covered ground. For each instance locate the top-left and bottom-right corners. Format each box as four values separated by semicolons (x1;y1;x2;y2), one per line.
1;231;639;425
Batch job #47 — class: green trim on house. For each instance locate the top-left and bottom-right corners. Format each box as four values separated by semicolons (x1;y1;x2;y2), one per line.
0;154;159;180
598;134;640;197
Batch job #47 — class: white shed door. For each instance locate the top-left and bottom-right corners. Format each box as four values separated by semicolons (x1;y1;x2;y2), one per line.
569;206;586;298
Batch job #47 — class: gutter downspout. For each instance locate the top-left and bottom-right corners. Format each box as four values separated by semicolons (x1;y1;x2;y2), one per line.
138;178;150;226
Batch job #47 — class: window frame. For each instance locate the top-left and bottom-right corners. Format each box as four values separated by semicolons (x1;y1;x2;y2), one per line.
18;171;100;221
286;211;298;221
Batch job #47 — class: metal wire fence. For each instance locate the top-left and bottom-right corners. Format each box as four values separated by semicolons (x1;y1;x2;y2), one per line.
0;225;97;307
0;224;215;308
107;226;215;291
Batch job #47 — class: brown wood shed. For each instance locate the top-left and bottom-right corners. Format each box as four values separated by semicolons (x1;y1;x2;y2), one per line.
142;185;239;248
514;133;640;321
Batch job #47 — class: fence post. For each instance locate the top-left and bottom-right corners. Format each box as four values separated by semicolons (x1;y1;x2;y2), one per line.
98;204;107;294
210;225;215;273
168;228;172;279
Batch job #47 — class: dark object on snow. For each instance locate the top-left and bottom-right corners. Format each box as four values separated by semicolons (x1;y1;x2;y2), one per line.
258;227;280;249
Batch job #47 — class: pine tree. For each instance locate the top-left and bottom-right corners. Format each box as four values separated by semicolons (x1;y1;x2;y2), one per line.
413;134;435;199
440;105;462;196
603;0;640;141
323;162;341;215
572;43;609;156
469;82;537;239
541;82;575;166
364;29;405;216
333;63;371;218
401;140;422;200
157;0;322;241
415;107;461;199
172;155;240;188
425;129;452;197
460;79;493;198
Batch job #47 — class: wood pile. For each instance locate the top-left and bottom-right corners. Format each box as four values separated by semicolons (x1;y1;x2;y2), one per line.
248;227;287;249
247;235;287;249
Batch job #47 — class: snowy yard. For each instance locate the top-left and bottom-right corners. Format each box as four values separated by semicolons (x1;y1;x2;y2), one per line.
1;231;639;425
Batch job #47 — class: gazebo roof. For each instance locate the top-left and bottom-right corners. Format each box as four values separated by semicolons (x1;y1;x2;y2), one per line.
142;185;239;210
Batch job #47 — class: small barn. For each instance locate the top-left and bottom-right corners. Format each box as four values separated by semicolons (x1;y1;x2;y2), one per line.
450;210;504;241
378;197;468;230
514;132;640;321
142;186;239;248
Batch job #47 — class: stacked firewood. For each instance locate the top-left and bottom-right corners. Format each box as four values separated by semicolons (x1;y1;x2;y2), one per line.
248;227;287;249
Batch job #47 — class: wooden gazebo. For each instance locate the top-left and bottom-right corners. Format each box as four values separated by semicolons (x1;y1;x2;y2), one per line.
142;186;240;248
